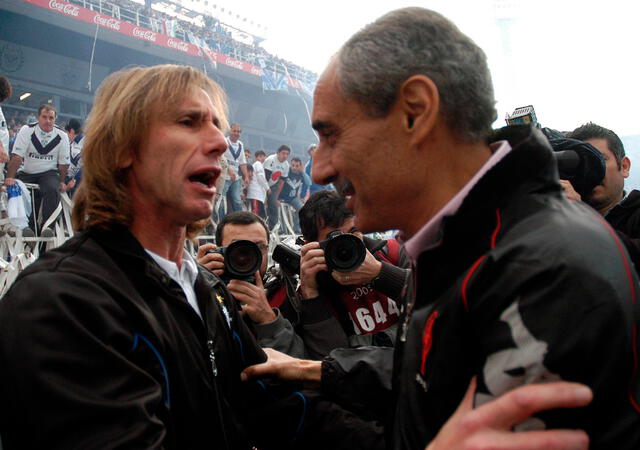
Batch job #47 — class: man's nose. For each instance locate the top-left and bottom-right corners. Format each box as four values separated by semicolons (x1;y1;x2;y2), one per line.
205;125;227;155
311;146;336;185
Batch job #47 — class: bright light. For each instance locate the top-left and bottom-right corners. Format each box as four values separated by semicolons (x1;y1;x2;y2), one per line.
19;92;31;101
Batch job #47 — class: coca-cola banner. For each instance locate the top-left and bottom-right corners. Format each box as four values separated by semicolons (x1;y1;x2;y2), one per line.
22;0;307;90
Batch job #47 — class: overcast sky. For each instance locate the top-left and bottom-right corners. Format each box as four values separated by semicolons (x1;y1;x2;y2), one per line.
207;0;640;136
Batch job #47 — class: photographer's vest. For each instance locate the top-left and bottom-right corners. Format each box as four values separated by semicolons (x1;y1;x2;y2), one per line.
339;239;401;335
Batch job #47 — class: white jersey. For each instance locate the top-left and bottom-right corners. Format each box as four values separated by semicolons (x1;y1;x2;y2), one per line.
13;124;70;174
263;154;289;188
68;134;84;179
246;160;270;202
223;138;246;175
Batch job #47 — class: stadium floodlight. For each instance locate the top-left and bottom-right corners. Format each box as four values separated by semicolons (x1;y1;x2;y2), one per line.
19;92;31;101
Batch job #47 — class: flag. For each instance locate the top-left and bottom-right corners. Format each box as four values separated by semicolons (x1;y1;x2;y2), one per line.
261;69;288;92
164;19;177;37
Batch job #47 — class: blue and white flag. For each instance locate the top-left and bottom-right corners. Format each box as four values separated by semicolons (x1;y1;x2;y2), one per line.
261;69;289;92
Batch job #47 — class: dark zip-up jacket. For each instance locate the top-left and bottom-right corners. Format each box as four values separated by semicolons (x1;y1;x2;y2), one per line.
606;189;640;272
0;226;309;449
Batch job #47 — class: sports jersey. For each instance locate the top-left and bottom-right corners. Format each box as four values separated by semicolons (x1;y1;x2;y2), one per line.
278;170;305;201
223;138;246;175
12;124;70;174
263;154;289;188
246;160;270;202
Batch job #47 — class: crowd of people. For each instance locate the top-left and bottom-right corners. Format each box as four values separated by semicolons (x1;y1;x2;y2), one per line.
71;0;318;83
214;125;331;235
1;6;640;450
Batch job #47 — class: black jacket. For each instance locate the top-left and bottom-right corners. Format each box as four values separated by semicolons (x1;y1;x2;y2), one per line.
322;125;640;449
0;226;308;449
606;189;640;271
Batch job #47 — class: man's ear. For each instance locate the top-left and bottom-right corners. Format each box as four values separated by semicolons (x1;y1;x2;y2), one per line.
622;156;631;178
118;151;133;169
398;75;440;143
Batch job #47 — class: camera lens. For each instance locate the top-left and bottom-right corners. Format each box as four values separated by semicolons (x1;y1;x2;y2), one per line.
324;233;366;272
225;240;262;278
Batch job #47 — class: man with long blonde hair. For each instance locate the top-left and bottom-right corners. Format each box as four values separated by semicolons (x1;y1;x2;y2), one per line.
0;65;309;449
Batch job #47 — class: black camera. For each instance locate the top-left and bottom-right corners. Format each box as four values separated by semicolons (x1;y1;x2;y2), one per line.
548;138;605;200
319;231;366;273
272;243;301;274
506;105;605;199
206;240;262;283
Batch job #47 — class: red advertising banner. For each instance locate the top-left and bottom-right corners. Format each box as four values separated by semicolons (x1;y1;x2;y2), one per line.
21;0;305;89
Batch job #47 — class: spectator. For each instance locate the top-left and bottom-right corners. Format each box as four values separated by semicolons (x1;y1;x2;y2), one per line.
64;118;84;197
246;149;270;220
5;104;70;235
277;156;310;233
263;144;290;231
222;123;248;215
301;143;331;199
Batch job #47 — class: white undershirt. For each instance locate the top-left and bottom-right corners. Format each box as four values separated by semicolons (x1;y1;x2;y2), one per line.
146;249;202;319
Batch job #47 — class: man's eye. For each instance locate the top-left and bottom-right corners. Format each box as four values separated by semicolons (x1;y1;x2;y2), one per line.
179;118;194;127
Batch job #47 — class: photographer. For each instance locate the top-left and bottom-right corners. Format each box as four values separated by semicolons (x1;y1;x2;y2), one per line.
297;191;410;359
197;211;306;357
563;123;640;269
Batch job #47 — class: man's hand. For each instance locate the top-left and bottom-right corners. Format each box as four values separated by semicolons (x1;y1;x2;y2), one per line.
59;182;68;192
426;378;591;450
227;273;276;324
332;247;382;286
299;241;328;299
66;179;77;191
4;177;14;186
229;168;237;182
0;151;8;164
197;243;225;276
560;180;581;202
241;348;322;383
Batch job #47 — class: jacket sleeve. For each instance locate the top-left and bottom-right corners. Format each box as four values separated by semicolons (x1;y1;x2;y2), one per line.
0;272;166;450
254;308;307;358
299;296;349;360
320;346;395;422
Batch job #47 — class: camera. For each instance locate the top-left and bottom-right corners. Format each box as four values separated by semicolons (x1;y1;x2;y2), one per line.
206;240;262;283
272;231;367;274
273;243;301;274
319;231;366;273
506;105;605;199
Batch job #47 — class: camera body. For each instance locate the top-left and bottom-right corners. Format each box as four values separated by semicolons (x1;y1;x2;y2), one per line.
272;231;367;274
272;243;301;274
206;240;262;284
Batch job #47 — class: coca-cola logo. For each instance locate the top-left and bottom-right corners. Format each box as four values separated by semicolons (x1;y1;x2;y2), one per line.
167;39;190;52
48;0;80;17
93;14;121;31
224;57;244;70
133;27;157;42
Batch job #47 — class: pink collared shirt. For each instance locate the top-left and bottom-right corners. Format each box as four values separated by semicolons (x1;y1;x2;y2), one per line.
403;140;512;263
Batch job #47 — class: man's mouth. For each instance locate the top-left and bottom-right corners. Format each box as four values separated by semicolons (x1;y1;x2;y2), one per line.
188;169;219;188
335;179;355;203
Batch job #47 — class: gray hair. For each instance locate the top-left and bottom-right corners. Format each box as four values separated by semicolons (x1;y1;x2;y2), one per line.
336;7;496;142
